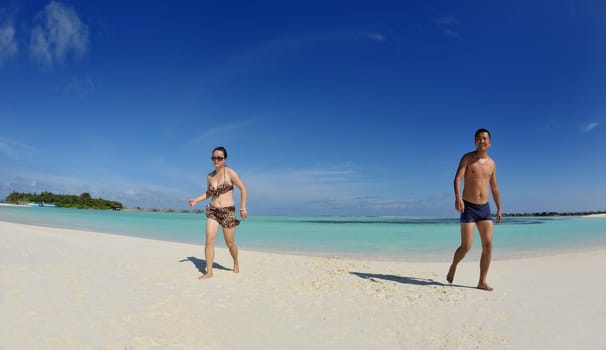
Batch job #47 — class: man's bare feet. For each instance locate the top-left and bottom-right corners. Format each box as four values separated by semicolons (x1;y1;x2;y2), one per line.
233;263;240;273
447;264;456;284
198;272;213;280
477;283;494;291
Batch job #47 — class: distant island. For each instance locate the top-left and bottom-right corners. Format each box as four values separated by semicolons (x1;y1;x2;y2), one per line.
2;191;605;216
4;191;124;210
503;210;606;217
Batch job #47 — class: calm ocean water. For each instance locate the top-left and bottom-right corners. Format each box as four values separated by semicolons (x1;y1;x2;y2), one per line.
1;206;606;261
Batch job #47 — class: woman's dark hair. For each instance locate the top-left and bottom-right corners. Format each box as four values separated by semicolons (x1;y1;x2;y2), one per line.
212;146;228;158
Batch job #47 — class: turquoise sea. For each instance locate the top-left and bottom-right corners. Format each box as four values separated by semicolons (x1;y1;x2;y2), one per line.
1;205;606;261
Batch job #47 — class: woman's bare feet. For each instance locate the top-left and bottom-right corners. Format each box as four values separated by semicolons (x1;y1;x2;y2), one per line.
446;264;456;284
233;262;240;273
198;271;213;280
477;282;494;291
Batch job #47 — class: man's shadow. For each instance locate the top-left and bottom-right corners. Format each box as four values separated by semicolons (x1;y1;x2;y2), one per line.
350;272;445;286
179;256;232;274
350;272;477;289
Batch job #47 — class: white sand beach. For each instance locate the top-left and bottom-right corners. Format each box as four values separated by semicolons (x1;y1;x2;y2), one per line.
1;221;605;349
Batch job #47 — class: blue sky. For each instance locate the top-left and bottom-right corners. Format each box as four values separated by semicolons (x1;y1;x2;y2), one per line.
1;0;605;216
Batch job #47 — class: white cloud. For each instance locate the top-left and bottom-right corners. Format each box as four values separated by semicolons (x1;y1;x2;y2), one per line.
581;122;599;132
435;15;461;39
0;137;36;159
243;165;356;200
0;167;191;210
435;16;459;26
0;161;450;215
218;30;387;74
363;33;386;42
29;1;88;66
191;121;252;144
64;76;95;95
0;23;17;67
442;29;461;39
241;165;447;215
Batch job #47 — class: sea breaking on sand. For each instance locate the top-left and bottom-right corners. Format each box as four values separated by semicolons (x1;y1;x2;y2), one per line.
1;220;605;349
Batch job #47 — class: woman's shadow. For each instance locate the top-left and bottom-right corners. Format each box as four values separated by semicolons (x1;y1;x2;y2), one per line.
179;256;232;274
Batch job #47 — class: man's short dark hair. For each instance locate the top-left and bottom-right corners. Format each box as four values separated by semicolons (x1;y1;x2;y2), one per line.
475;128;491;139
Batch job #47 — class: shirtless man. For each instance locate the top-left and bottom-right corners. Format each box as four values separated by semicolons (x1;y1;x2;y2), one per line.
447;128;502;291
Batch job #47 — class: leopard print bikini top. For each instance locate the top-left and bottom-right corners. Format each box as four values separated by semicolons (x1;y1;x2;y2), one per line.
209;183;233;197
208;168;233;197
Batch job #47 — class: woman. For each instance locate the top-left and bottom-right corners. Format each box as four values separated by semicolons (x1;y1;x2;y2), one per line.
188;146;248;279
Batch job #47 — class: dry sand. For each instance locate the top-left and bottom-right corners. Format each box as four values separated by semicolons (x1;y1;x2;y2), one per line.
1;221;605;349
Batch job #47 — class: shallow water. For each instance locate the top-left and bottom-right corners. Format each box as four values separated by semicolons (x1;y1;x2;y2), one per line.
1;206;605;261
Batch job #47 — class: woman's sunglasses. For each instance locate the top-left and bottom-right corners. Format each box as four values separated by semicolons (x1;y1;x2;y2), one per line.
211;156;225;161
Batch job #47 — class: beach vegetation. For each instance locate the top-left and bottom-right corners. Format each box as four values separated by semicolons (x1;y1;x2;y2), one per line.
4;191;124;210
